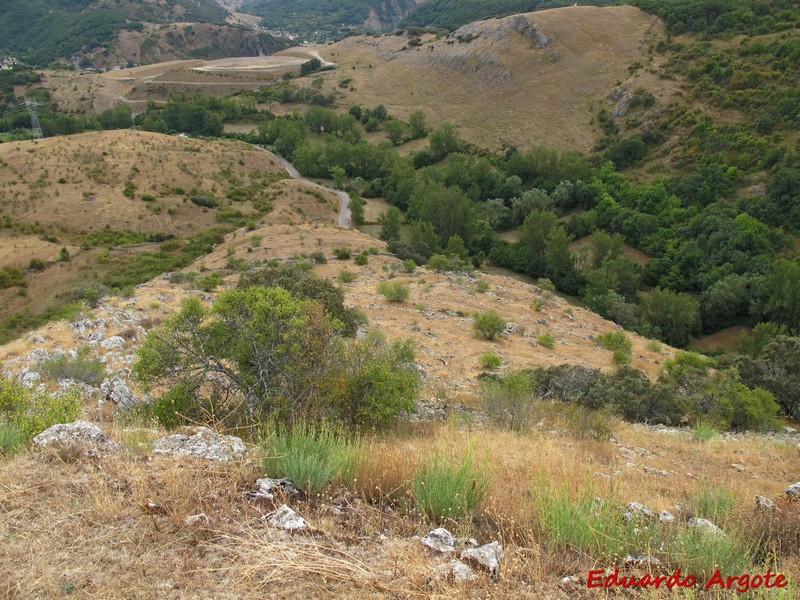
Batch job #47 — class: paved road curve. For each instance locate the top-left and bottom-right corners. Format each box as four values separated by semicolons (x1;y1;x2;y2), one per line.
260;149;351;228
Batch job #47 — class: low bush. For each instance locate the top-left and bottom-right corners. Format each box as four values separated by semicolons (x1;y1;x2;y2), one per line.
377;280;409;302
333;247;352;260
412;448;490;523
337;269;357;284
353;253;368;266
261;423;360;496
39;349;106;386
596;331;633;364
537;333;556;349
0;381;81;441
479;351;501;369
480;370;535;431
473;310;506;340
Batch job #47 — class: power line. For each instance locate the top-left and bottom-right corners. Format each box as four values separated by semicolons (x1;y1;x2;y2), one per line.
24;97;43;138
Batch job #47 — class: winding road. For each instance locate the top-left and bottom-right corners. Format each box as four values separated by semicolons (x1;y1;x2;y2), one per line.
262;149;351;228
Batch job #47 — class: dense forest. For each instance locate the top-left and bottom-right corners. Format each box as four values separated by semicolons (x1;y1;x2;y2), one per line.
241;0;418;39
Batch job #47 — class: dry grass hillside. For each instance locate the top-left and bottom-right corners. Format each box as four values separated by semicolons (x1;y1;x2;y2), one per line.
1;214;799;598
37;6;683;155
0;130;286;236
0;129;353;336
311;5;676;152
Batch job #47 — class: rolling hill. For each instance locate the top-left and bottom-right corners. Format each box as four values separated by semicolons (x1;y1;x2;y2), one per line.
0;0;291;68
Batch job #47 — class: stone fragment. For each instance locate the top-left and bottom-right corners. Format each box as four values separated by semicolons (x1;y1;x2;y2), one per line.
460;541;503;581
421;528;458;553
264;504;309;531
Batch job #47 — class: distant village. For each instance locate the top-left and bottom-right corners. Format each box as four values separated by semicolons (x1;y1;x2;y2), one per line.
1;57;18;70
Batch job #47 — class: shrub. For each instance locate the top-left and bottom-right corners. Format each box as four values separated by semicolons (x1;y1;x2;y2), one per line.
353;253;368;266
692;421;718;441
261;423;360;496
309;250;327;264
322;333;420;430
337;269;357;284
190;195;218;208
475;280;489;293
596;331;633;364
426;254;452;272
479;351;501;369
39;349;106;386
140;383;196;430
481;370;536;431
377;280;409;302
140;193;156;202
0;381;81;440
412;448;490;523
537;333;556;349
0;419;25;455
645;339;663;353
333;247;352;260
473;310;506;340
239;263;362;336
402;259;416;274
198;273;223;292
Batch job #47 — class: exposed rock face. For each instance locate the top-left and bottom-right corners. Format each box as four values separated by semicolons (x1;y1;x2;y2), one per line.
264;505;310;531
152;426;247;461
421;528;458;554
33;420;120;454
460;541;503;581
99;377;143;411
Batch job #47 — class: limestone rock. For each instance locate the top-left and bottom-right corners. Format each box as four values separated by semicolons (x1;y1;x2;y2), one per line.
153;426;247;461
99;377;143;411
33;420;120;454
623;502;656;521
786;482;800;500
433;559;476;583
421;528;458;553
100;336;126;350
688;517;724;536
17;369;41;387
659;510;675;524
460;541;503;581
247;477;300;501
264;504;309;531
755;495;779;511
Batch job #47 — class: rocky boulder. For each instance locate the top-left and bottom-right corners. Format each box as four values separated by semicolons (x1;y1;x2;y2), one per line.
99;377;143;411
33;420;120;454
152;426;247;461
421;528;458;554
433;559;476;583
264;505;310;531
247;477;300;502
688;517;724;536
786;482;800;501
460;541;503;581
